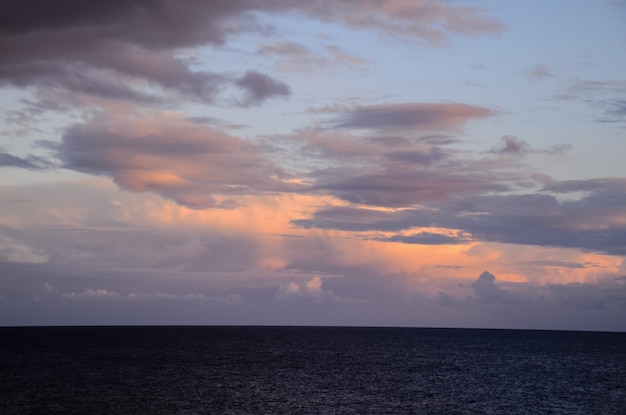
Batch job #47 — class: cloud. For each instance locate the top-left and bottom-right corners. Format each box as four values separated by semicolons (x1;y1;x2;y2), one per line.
543;177;626;193
259;41;312;57
375;231;471;245
277;276;324;299
310;166;507;207
0;151;54;170
386;147;448;165
0;0;503;108
566;80;626;95
258;41;368;73
433;272;626;330
558;79;626;123
53;113;293;208
235;71;291;107
0;237;48;264
325;44;368;67
472;271;507;303
0;1;290;106
280;0;505;46
487;135;571;156
1;179;625;329
293;178;626;255
59;287;241;304
525;64;555;81
277;275;366;304
332;102;494;131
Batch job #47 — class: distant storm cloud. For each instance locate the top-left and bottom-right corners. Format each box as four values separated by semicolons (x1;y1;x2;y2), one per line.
332;103;494;131
56;114;293;208
473;271;507;303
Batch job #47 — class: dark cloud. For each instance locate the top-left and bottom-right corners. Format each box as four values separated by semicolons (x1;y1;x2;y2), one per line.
258;41;311;57
601;99;626;122
293;179;626;254
292;206;410;232
0;1;244;103
517;260;592;269
296;127;454;165
0;1;504;45
473;271;507;303
332;102;494;131
544;177;626;193
441;191;626;255
311;166;507;207
546;282;626;311
0;152;53;170
235;71;291;107
434;272;626;330
386;147;447;165
417;135;459;145
0;0;503;107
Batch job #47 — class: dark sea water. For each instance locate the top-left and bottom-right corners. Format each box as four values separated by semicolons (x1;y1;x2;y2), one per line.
1;327;625;414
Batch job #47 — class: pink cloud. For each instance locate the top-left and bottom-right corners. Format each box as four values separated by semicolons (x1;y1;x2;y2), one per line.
57;113;294;208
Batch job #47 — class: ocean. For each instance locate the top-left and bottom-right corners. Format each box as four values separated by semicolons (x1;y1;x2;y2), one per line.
1;326;625;414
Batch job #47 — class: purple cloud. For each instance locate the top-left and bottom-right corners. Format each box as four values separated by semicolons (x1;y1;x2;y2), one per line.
293;179;626;254
332;103;494;131
0;0;504;108
235;71;291;107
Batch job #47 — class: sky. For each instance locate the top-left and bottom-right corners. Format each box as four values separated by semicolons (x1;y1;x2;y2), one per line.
1;0;625;331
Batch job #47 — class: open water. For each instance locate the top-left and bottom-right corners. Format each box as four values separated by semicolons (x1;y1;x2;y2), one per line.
1;326;625;414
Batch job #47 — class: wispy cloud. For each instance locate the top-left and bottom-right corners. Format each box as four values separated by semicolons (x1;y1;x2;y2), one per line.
486;136;571;156
525;64;556;81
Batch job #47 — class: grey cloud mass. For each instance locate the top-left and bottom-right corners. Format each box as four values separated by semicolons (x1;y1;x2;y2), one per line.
293;181;626;254
311;166;507;207
0;151;53;170
235;71;291;107
333;103;494;131
473;271;507;303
